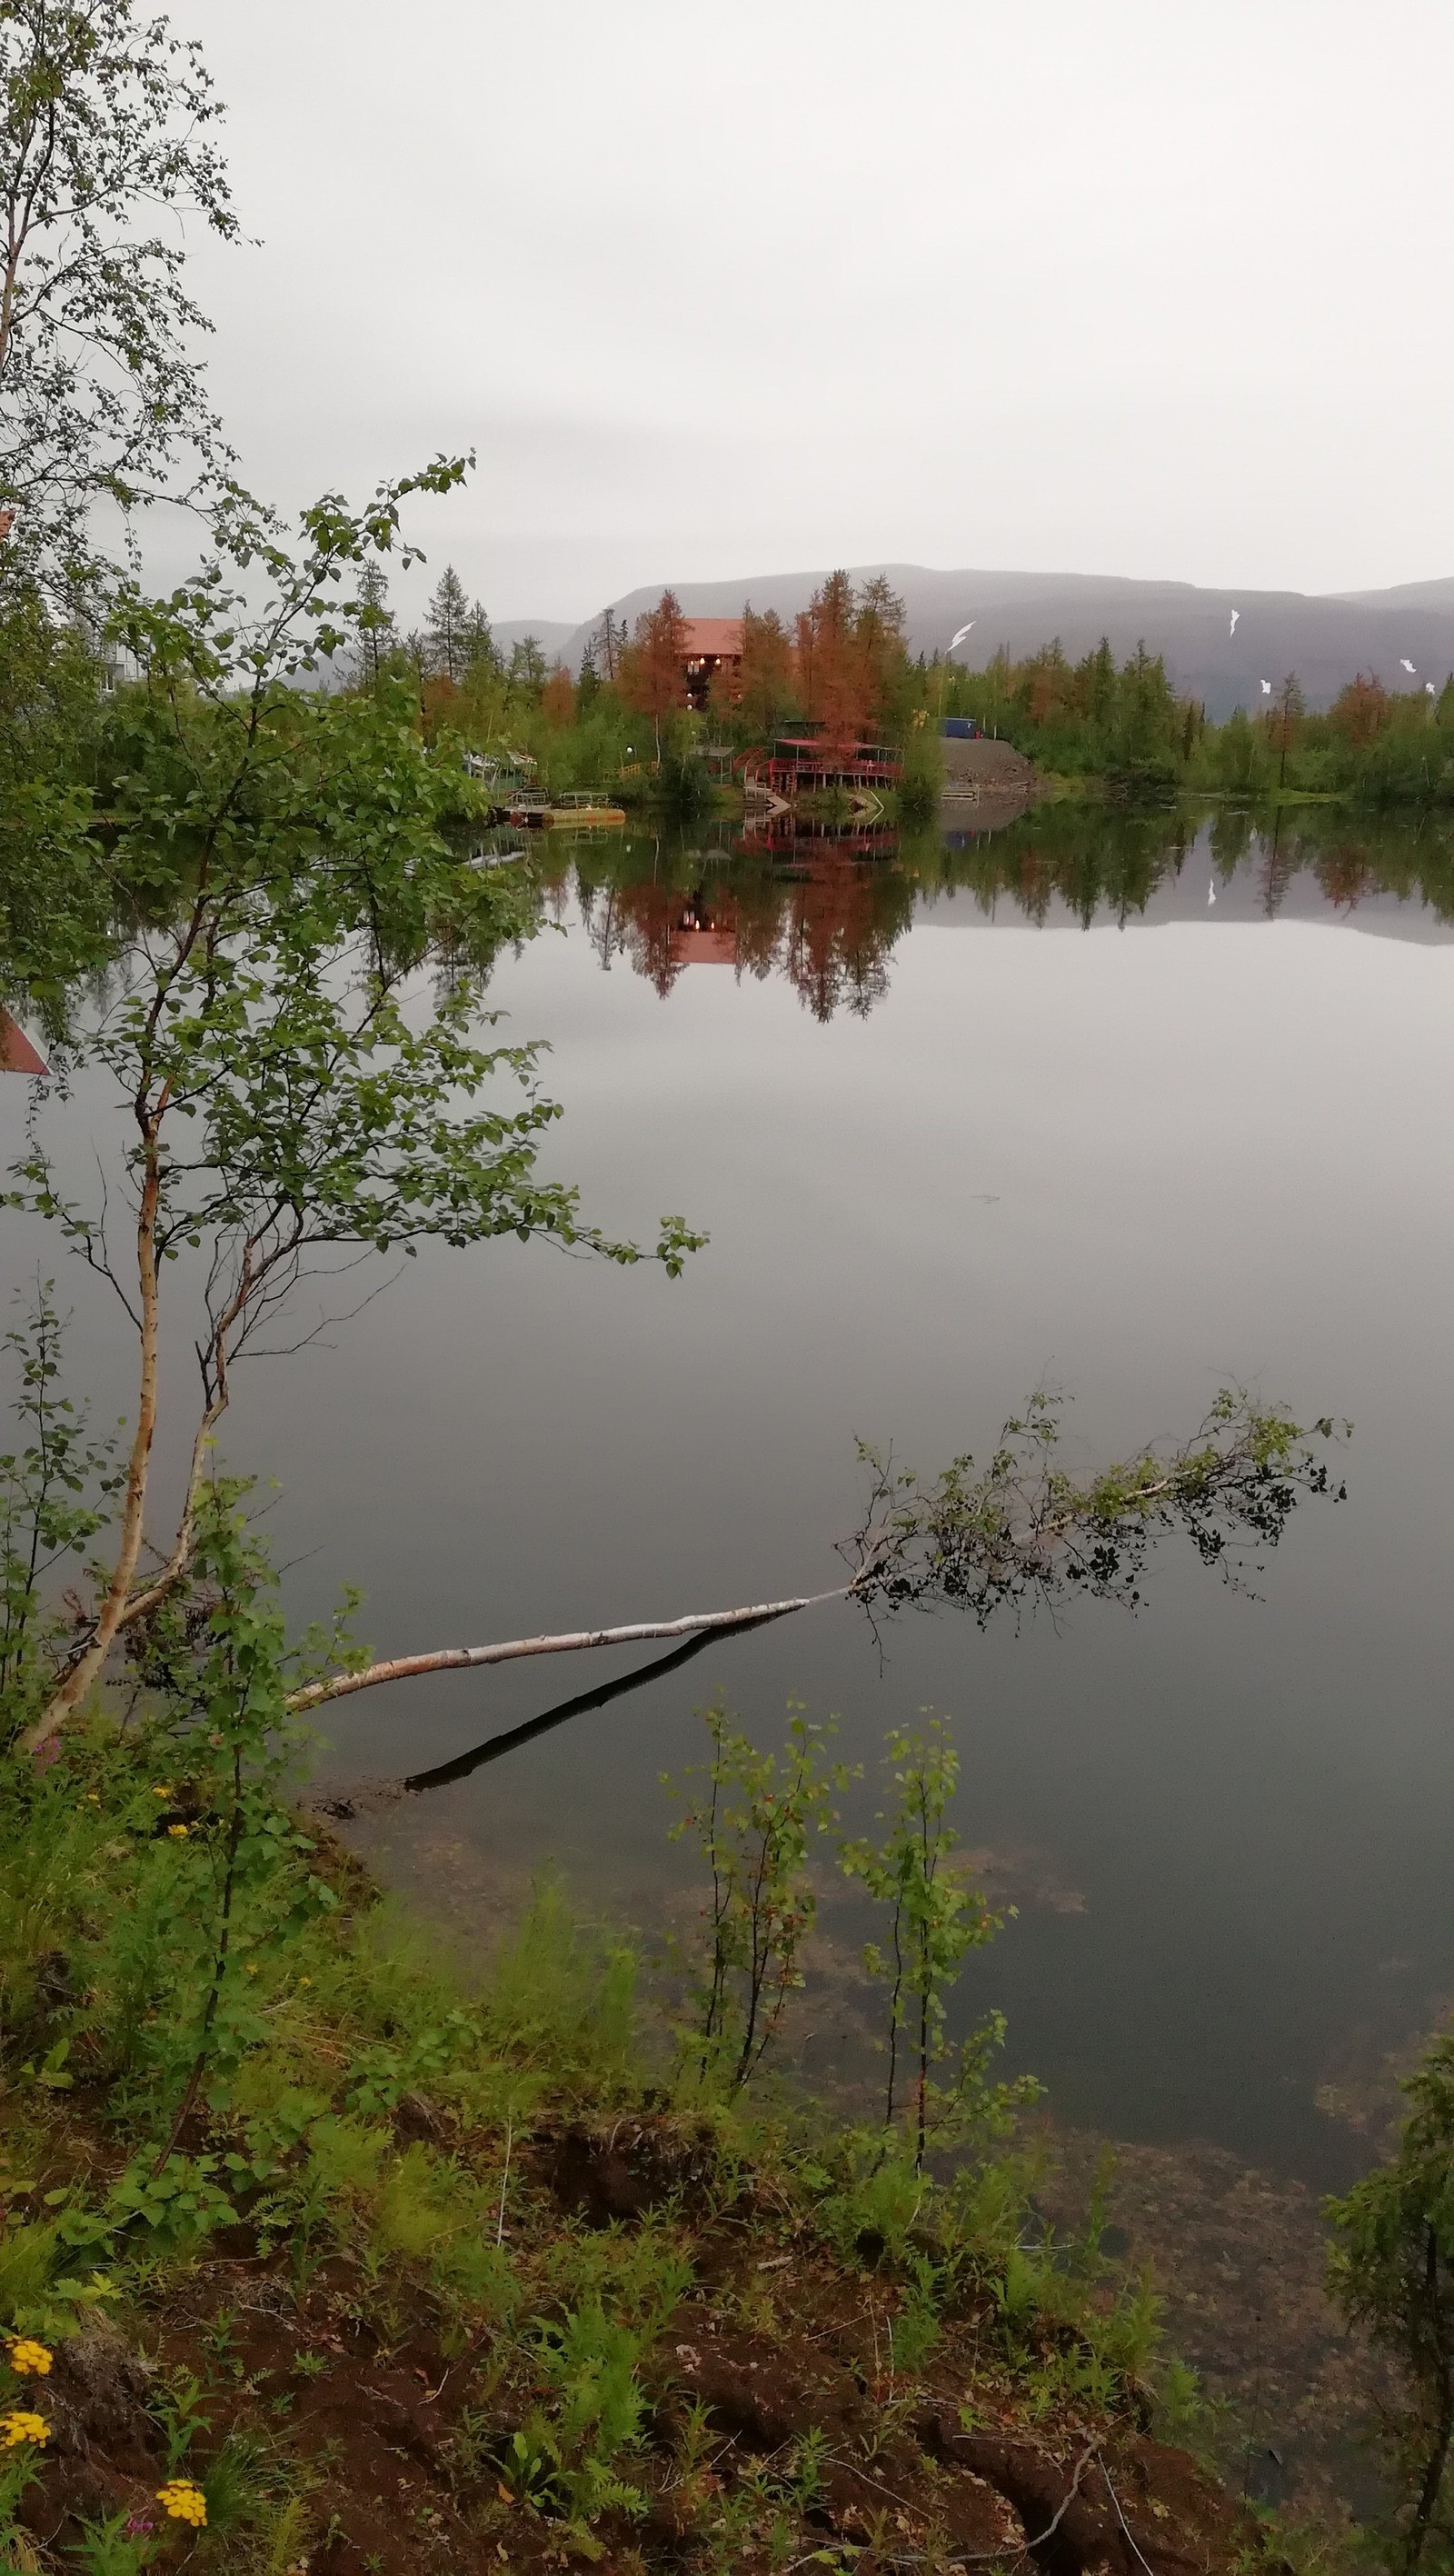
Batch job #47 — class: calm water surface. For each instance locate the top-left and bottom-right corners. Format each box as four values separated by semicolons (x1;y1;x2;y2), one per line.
10;807;1454;2195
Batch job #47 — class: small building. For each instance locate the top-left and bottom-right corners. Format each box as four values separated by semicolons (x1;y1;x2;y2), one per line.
463;746;537;810
680;619;744;712
759;735;901;794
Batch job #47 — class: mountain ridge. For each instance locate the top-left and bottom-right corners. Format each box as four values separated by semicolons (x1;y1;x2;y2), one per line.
525;566;1454;719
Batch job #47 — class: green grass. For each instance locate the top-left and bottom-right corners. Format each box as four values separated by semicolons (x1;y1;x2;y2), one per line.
0;1554;1274;2569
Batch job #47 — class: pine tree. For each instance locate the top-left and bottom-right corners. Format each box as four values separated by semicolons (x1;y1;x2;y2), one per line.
507;635;548;696
401;629;429;699
1077;636;1117;736
461;596;496;673
589;606;625;682
1273;673;1305;785
354;560;394;694
424;565;471;682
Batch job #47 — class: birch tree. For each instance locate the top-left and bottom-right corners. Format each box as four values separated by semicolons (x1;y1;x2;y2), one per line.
6;464;703;1751
0;0;238;572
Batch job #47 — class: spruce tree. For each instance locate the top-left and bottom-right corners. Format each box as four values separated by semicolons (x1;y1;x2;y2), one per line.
588;606;624;681
354;560;394;693
424;564;471;682
508;634;548;696
461;595;496;672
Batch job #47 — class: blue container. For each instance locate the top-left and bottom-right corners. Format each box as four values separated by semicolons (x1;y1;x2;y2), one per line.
940;716;981;739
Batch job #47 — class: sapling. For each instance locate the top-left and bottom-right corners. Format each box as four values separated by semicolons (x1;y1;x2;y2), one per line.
1328;2032;1454;2571
667;1698;850;2092
842;1712;1033;2172
72;1483;344;2228
0;1286;123;1730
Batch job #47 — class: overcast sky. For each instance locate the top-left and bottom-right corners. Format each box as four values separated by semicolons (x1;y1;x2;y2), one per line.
188;0;1454;624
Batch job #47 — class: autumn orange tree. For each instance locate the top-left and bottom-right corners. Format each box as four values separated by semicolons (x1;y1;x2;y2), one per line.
795;569;863;740
618;588;688;761
1330;671;1393;748
734;604;795;735
853;574;910;733
541;664;574;727
793;571;909;744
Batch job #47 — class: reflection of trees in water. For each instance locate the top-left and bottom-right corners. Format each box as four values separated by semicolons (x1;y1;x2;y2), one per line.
1312;842;1380;914
556;804;1454;1004
1297;820;1454;921
573;843;682;995
1255;812;1300;918
563;831;915;1019
925;803;1454;928
781;859;912;1020
622;876;682;998
927;809;1198;925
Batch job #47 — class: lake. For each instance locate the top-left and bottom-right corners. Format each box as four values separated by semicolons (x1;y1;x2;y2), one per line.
7;801;1454;2208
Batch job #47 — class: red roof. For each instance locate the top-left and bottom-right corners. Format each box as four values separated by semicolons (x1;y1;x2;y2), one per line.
0;1009;47;1075
672;927;737;965
681;618;743;660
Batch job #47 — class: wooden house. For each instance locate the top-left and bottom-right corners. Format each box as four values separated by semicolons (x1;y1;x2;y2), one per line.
680;618;744;711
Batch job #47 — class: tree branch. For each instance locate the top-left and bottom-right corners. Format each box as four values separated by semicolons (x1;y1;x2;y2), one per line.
284;1587;855;1716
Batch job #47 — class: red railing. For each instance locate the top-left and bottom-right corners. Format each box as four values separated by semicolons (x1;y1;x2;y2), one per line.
738;739;903;795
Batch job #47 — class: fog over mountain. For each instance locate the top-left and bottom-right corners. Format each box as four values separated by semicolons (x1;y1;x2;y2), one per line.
547;569;1454;721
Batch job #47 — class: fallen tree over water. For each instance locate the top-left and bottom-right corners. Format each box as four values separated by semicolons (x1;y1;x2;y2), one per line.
285;1390;1347;1719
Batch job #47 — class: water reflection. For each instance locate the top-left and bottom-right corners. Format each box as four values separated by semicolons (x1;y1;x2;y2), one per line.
15;780;1454;2232
527;804;1454;1025
926;803;1454;935
567;825;914;1019
401;1623;738;1792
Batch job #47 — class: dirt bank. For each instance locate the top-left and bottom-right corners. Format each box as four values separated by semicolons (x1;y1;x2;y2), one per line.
939;734;1040;827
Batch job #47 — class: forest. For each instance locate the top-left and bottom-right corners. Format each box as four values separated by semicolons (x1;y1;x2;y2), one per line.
364;561;1454;815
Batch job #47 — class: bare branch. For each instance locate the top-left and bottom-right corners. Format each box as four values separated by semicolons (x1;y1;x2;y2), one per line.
284;1591;846;1717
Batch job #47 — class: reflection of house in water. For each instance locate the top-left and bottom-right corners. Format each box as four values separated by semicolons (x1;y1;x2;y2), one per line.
680;619;743;711
584;829;913;1020
739;810;900;863
672;902;737;965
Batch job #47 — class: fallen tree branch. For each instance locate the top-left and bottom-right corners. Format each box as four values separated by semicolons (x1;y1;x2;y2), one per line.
282;1393;1346;1724
284;1585;852;1715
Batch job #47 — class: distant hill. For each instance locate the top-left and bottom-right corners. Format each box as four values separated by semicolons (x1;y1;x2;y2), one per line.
490;619;577;661
546;568;1454;720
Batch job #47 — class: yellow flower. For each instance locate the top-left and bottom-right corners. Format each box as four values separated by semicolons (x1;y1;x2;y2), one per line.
156;2479;208;2526
1;2410;50;2447
5;2339;52;2377
298;1976;312;1988
166;1822;190;1840
152;1784;172;1799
